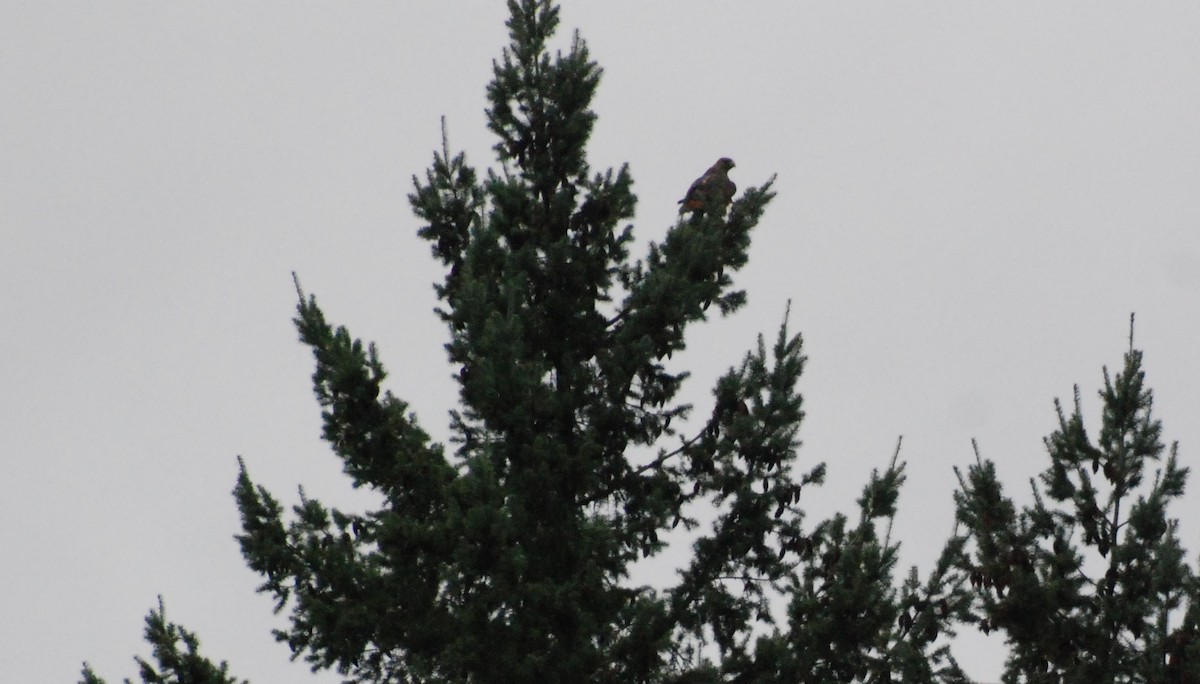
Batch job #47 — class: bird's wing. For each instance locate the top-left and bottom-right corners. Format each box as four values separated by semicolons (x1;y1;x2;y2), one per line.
679;171;716;205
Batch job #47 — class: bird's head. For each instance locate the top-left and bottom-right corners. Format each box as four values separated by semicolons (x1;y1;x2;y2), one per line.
717;157;735;171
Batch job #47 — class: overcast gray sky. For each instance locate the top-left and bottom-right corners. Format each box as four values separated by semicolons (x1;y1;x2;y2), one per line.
3;3;1198;682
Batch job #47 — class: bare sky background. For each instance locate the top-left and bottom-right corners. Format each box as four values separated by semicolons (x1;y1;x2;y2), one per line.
2;3;1198;682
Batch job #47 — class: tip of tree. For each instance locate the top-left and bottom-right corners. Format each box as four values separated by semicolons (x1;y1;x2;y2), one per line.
291;271;305;303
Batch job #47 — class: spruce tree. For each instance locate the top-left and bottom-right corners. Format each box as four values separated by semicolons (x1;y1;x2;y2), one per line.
83;2;972;682
951;320;1200;683
79;599;247;684
233;0;785;677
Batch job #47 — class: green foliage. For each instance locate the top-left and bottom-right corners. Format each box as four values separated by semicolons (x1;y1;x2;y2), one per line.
741;443;972;684
80;599;246;684
951;325;1200;682
229;1;954;681
229;0;796;679
85;2;1200;683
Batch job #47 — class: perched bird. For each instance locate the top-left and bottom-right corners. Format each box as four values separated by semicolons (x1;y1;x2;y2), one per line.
678;157;736;213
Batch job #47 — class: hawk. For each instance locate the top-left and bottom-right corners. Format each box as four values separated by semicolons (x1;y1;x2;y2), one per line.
678;157;736;213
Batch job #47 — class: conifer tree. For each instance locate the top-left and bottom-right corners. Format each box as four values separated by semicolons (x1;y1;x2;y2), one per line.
950;320;1200;683
80;599;247;684
83;2;972;682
